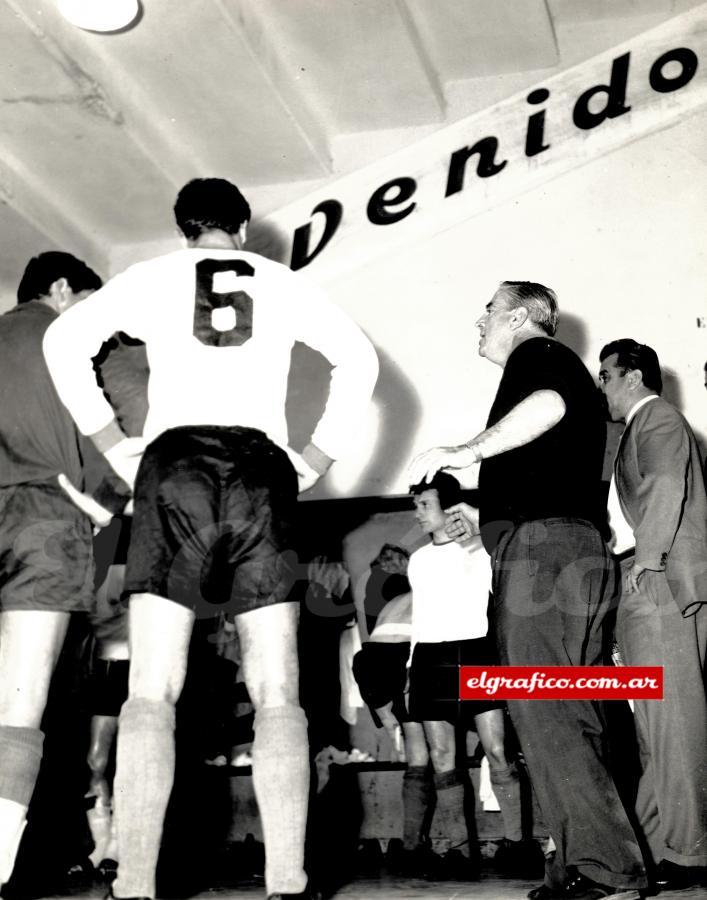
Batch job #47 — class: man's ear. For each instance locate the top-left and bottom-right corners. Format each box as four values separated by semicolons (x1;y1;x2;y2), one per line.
509;305;529;330
49;277;70;309
49;277;69;298
239;222;248;245
627;368;644;390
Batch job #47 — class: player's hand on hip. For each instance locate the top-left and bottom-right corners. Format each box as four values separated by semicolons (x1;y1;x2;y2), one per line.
104;436;148;492
57;474;113;529
625;563;646;594
444;502;479;541
408;445;477;485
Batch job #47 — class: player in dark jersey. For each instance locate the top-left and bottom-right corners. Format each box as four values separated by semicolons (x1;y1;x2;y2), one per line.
44;178;379;900
0;252;127;894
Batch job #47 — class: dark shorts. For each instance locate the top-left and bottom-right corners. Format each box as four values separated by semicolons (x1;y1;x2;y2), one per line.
89;658;129;717
0;482;94;613
125;426;298;618
408;636;503;727
353;641;410;724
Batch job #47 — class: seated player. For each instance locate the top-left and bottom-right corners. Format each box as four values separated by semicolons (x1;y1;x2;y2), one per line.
407;472;541;880
362;544;410;637
44;177;379;900
352;591;437;877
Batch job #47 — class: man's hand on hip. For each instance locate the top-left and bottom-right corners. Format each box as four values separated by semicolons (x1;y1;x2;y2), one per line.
104;436;148;492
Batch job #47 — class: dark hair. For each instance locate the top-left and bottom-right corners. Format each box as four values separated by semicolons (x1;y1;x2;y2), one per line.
409;471;462;510
174;178;251;239
498;281;558;336
17;251;102;305
599;338;663;394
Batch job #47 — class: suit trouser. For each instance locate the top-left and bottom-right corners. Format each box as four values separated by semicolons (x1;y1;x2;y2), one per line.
492;519;647;890
617;564;707;868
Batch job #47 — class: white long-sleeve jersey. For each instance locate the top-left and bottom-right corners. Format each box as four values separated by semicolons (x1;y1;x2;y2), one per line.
43;248;378;460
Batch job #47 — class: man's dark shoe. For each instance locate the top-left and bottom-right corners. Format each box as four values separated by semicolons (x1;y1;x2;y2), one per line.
495;838;547;879
386;839;439;878
354;838;383;874
654;860;707;891
528;885;562;900
561;869;618;899
97;858;118;883
432;848;481;881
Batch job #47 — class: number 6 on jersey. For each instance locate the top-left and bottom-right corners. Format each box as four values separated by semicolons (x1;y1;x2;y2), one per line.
193;258;254;347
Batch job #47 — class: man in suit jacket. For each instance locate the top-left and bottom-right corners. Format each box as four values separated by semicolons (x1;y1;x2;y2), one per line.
599;339;707;891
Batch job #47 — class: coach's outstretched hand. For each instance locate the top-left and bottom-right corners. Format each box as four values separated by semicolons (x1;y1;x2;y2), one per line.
408;444;478;485
104;436;148;492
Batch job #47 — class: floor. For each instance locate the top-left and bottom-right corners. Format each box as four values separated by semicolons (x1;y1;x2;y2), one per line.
36;874;707;900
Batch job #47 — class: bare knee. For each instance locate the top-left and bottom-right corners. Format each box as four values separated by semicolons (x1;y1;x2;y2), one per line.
483;739;508;771
127;594;193;704
423;720;456;774
87;745;111;779
429;745;455;773
402;724;429;768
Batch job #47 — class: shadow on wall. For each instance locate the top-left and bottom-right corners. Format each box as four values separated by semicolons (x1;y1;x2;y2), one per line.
556;310;588;360
246;218;289;264
286;342;422;499
253;215;423;497
662;368;684;412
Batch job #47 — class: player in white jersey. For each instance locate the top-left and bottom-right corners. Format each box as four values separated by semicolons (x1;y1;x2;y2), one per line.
407;473;541;882
44;178;379;900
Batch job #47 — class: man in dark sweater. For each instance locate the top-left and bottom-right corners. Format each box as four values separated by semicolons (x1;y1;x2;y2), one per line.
409;282;647;900
0;252;128;893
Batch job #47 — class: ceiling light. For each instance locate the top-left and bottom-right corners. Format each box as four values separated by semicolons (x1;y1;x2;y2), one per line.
57;0;140;33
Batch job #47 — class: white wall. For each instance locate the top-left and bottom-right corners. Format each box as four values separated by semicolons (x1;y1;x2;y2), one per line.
313;115;707;497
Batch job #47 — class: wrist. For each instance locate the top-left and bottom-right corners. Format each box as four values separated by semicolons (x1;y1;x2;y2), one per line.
462;441;482;463
90;419;125;453
302;442;333;476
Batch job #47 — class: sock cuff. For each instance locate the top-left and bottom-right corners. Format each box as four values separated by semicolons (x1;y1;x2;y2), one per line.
489;762;519;783
404;765;429;782
0;726;43;806
254;705;307;729
433;767;466;791
119;698;175;733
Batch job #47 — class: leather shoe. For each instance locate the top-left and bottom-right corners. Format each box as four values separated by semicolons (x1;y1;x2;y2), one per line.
654;860;706;891
431;848;481;881
562;869;620;899
528;885;562;900
529;868;640;900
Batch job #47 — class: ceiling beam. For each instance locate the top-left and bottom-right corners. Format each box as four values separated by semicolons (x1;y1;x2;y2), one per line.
215;0;333;175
